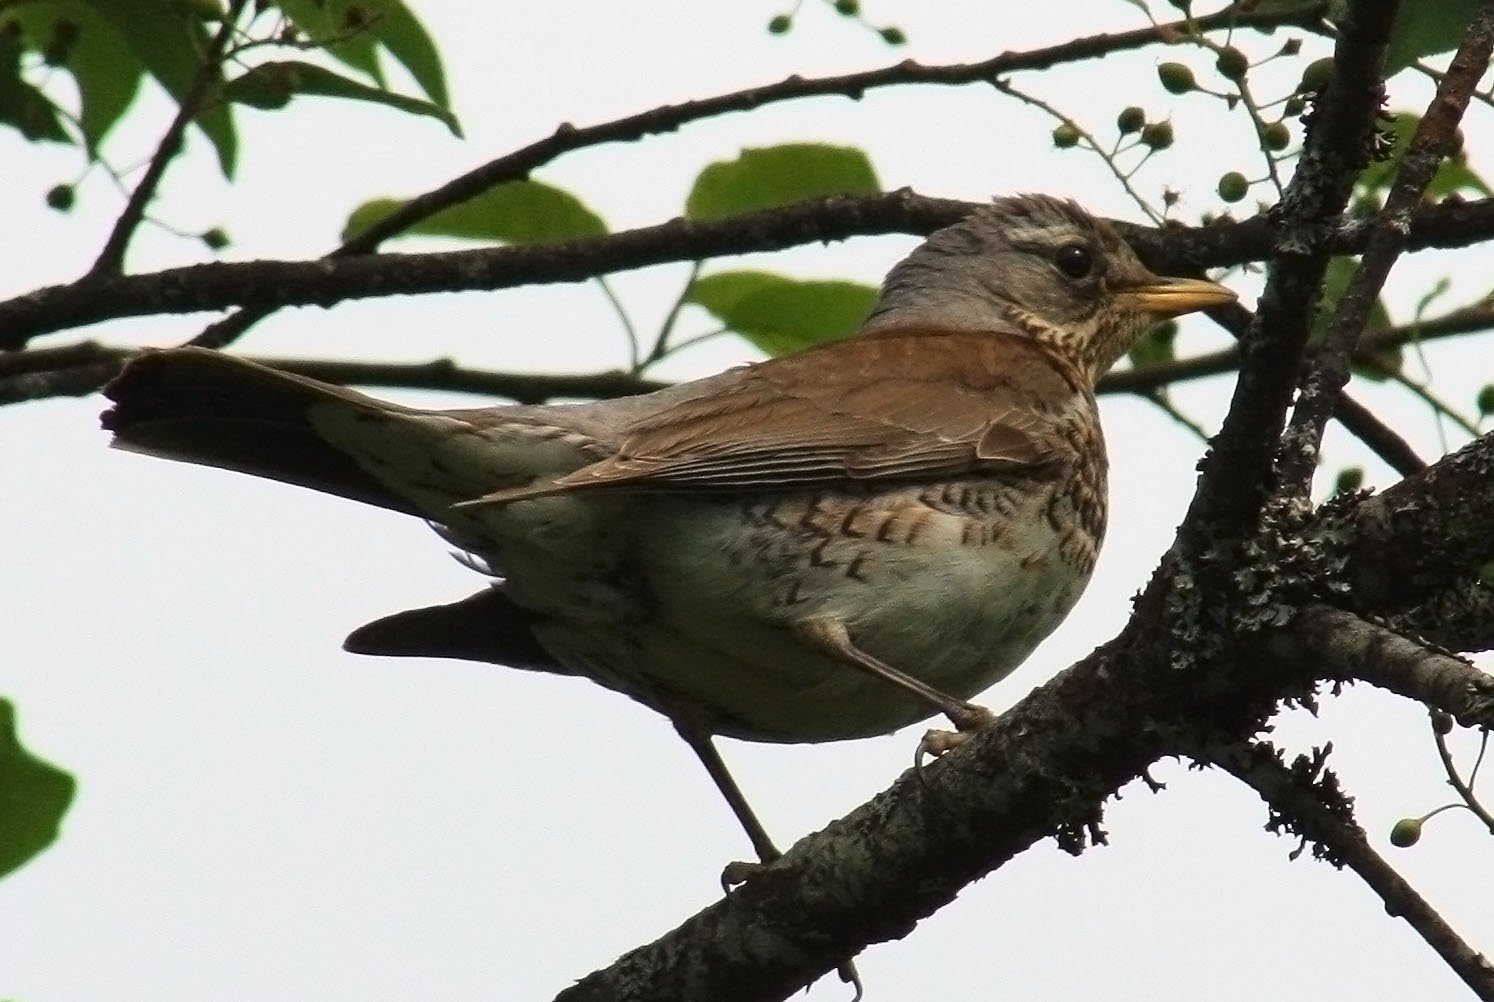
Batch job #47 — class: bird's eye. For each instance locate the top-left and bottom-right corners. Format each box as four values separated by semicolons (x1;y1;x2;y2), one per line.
1053;244;1093;279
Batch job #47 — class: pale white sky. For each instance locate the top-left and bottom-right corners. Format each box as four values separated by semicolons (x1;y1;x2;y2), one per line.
4;3;1492;1000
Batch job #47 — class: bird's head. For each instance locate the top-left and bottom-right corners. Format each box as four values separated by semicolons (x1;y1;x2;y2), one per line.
867;194;1236;382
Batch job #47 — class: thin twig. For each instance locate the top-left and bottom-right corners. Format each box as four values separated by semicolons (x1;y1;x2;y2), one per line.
1213;741;1494;1000
182;2;1327;350
89;0;249;276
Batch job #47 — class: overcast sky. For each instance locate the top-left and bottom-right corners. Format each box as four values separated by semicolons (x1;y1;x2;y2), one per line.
4;3;1492;1000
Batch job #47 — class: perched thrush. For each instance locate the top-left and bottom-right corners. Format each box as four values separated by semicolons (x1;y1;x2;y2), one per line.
101;194;1233;864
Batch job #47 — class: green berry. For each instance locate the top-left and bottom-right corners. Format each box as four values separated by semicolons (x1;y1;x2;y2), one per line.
45;183;75;211
1215;46;1248;82
1051;123;1081;149
767;14;791;34
1116;106;1145;135
201;227;230;251
1333;466;1364;495
1158;62;1197;95
879;25;906;44
1389;818;1422;848
1140;121;1174;150
1298;57;1334;94
1477;384;1494;416
1263;122;1291;151
1217;171;1249;203
834;0;859;13
1281;38;1302;57
1431;711;1454;735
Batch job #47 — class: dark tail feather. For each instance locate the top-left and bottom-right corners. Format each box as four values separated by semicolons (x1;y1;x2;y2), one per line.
102;347;420;516
344;587;572;675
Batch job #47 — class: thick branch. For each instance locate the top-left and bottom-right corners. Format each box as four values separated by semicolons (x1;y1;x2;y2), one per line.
185;3;1326;350
1348;430;1494;608
550;430;1494;1001
1266;605;1494;728
6;194;1494;357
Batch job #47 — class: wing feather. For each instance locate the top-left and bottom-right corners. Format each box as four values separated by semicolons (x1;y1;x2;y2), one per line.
478;327;1089;503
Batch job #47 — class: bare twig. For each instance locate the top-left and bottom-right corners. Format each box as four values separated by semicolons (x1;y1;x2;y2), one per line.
1213;741;1494;1000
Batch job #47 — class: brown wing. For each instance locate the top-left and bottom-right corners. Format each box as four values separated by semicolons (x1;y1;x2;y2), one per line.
472;326;1089;503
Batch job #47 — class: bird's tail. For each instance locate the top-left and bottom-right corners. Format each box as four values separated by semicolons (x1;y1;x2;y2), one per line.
102;347;429;516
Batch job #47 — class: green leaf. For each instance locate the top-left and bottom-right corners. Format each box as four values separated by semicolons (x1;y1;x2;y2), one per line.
342;180;608;245
1358;110;1493;205
0;25;72;143
685;143;880;221
0;699;76;880
4;3;145;154
1127;319;1177;370
687;270;878;356
273;0;451;110
1311;257;1398;381
76;0;236;175
225;61;458;134
1385;0;1476;76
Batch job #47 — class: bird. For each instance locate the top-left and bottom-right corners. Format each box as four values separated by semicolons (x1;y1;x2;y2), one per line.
101;194;1234;869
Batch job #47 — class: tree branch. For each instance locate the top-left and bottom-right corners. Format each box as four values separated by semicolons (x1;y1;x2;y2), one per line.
7;192;1494;361
1277;0;1494;496
1211;741;1494;1000
1348;430;1494;609
547;427;1494;1001
1266;605;1494;728
1151;0;1400;576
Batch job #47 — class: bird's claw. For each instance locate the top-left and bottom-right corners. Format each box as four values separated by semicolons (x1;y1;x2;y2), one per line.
914;704;996;776
719;858;763;894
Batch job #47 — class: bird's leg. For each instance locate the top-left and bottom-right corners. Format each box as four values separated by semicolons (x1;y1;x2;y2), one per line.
672;717;864;999
671;718;782;882
794;617;995;768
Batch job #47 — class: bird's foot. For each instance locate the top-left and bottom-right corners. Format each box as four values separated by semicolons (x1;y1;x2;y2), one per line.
915;703;996;773
719;858;764;894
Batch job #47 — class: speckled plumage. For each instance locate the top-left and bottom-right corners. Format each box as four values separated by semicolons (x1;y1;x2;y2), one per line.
102;194;1234;859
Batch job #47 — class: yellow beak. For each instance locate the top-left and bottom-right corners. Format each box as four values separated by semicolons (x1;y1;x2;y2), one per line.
1116;275;1237;318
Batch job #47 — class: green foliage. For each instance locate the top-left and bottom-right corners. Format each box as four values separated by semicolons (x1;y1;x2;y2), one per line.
225;60;459;134
687;271;878;357
80;0;238;174
343;180;608;244
0;699;75;881
1356;110;1492;208
273;0;451;111
0;0;455;178
685;143;880;221
1385;0;1479;77
1127;319;1176;370
0;3;144;151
